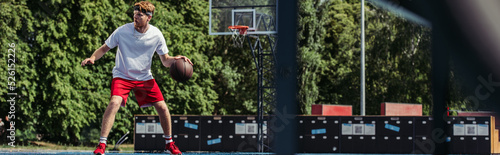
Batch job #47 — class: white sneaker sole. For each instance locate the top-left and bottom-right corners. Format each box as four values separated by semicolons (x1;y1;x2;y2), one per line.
165;150;181;155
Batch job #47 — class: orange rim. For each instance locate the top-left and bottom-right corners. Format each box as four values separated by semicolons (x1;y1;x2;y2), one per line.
228;25;249;29
228;25;249;35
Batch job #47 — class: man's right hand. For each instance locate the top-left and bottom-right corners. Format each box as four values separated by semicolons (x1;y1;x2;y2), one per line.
81;58;95;66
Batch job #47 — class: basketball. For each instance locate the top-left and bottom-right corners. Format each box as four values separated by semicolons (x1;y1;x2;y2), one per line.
169;59;193;82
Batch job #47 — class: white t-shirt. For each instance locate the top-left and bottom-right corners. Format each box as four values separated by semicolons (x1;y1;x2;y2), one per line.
105;23;169;81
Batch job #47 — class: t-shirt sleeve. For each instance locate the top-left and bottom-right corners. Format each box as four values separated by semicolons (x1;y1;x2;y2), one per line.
156;34;169;55
105;28;120;49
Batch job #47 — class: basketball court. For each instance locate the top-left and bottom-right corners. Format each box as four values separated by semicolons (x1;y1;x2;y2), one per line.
0;150;273;155
3;0;500;154
0;151;425;155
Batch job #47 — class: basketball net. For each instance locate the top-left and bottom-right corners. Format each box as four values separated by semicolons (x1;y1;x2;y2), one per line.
228;25;249;47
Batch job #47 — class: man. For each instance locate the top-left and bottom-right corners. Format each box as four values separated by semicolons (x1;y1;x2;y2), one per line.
81;1;191;155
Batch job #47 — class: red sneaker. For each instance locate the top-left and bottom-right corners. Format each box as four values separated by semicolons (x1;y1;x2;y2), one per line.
165;142;182;154
93;143;106;155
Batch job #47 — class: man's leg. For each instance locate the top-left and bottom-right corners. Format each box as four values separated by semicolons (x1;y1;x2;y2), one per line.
153;101;171;136
153;101;181;154
100;95;124;137
94;95;123;155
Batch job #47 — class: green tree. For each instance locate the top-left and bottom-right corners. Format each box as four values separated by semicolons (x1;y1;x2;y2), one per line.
149;0;219;115
364;3;432;115
319;0;432;115
318;0;364;113
0;0;448;145
1;0;225;144
0;0;38;143
297;0;329;114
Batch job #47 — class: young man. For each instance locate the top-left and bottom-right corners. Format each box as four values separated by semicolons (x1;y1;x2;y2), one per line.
81;1;191;155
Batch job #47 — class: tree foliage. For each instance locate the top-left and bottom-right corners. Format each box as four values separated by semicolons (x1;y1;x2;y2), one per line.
1;0;221;144
297;0;329;114
298;0;433;115
1;0;465;144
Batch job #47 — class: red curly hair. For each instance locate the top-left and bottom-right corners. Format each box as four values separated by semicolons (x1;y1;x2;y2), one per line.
134;1;155;16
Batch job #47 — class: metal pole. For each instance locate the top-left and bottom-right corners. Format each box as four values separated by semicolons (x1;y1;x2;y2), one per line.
258;39;264;152
360;0;366;116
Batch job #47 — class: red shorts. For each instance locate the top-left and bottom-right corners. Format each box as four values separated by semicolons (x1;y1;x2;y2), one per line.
111;78;164;107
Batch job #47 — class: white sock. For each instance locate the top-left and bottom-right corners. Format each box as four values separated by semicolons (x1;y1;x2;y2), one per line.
163;135;173;144
99;137;107;145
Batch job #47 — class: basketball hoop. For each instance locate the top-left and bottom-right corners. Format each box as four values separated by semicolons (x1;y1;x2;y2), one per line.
228;25;249;47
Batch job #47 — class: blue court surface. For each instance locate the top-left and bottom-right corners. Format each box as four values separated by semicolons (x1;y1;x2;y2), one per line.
0;153;272;155
0;150;274;155
0;150;430;155
0;151;432;155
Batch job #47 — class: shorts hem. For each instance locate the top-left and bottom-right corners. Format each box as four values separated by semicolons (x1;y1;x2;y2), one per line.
139;99;165;108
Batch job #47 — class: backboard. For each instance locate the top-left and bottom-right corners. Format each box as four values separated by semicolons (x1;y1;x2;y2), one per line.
209;0;278;35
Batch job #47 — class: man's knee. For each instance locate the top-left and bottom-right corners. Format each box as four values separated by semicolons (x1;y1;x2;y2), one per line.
109;96;123;107
154;101;168;111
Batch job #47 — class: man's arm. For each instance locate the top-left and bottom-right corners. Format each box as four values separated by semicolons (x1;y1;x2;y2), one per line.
81;44;111;66
159;53;193;68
